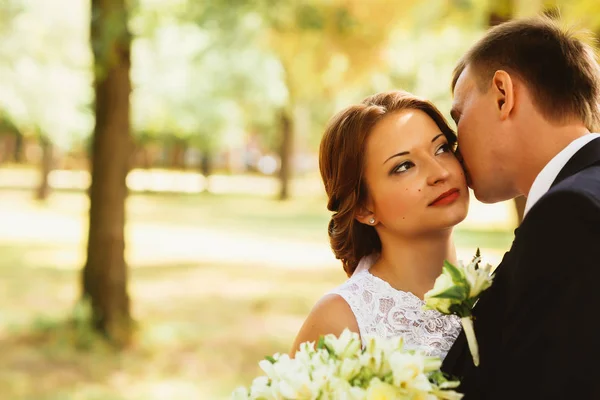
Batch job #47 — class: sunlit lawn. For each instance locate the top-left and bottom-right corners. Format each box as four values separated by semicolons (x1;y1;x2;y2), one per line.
0;186;516;399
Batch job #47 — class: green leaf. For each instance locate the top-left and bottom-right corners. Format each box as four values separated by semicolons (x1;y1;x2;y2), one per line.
316;336;325;350
265;355;276;363
443;260;465;283
429;285;468;301
449;303;471;317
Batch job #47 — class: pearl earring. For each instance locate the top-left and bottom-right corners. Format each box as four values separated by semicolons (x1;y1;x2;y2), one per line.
369;218;375;225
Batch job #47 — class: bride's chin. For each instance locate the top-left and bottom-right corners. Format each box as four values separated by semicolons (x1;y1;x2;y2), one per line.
436;212;468;230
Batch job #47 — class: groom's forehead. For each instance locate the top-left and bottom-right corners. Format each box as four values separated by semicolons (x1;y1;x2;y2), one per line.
452;67;478;112
453;66;476;99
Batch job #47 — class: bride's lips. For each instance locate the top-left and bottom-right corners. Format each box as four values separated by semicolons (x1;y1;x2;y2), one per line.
429;188;460;206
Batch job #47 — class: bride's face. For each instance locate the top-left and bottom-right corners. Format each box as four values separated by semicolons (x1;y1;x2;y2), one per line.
360;109;469;237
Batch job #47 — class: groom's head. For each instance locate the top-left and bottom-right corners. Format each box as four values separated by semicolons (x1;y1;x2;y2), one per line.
450;16;600;203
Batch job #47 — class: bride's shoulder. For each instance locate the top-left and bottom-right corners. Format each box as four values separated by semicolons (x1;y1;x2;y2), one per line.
289;293;358;354
305;293;356;329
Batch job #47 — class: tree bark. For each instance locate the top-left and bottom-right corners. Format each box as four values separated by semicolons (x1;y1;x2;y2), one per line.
35;135;53;201
278;108;293;201
200;150;212;193
13;131;24;163
0;135;11;163
170;139;187;169
82;0;132;346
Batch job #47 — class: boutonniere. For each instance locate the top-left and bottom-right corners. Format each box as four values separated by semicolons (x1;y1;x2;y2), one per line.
423;249;494;366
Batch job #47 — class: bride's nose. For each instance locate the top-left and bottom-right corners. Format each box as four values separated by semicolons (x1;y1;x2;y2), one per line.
426;159;451;186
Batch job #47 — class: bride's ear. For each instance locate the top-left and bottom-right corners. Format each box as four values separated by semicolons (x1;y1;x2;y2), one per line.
355;204;376;226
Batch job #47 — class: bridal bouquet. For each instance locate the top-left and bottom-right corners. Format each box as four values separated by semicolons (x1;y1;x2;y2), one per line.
231;329;462;399
423;249;494;367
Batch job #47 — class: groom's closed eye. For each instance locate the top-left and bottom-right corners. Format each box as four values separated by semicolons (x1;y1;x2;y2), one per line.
450;109;460;125
454;147;464;163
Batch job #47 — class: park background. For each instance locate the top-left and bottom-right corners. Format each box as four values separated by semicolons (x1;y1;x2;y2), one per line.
0;0;598;399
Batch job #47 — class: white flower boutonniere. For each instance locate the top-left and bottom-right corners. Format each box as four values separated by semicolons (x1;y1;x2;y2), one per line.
423;249;494;367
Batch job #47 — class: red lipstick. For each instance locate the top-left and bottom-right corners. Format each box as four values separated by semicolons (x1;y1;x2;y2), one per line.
429;189;460;206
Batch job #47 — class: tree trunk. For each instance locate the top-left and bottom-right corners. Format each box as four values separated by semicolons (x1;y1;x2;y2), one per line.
170;139;187;169
35;135;53;201
141;145;152;169
13;131;24;163
278;109;293;201
200;150;213;193
82;0;132;346
0;135;10;163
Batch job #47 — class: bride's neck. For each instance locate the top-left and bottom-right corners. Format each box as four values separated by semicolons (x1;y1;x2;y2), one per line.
370;230;457;299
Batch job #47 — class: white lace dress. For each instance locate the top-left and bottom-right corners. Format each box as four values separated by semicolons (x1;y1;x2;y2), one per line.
329;255;462;360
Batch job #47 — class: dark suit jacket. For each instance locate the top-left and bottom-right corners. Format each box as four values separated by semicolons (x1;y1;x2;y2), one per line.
441;137;600;399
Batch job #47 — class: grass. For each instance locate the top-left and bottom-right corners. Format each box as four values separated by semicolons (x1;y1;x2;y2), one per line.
0;187;515;399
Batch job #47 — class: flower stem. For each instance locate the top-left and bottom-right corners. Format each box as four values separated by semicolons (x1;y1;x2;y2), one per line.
461;316;479;367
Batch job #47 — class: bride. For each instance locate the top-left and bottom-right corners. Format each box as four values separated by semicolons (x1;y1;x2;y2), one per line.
290;90;469;360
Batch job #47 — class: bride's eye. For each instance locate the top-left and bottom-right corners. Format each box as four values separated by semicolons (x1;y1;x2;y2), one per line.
391;161;414;174
435;143;451;155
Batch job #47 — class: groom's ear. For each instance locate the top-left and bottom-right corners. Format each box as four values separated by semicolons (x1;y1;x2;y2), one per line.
492;70;514;121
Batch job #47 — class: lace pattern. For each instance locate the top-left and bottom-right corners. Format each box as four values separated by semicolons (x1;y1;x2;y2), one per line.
329;260;461;360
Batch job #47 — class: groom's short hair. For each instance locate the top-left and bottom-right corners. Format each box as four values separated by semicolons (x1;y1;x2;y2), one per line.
452;16;600;130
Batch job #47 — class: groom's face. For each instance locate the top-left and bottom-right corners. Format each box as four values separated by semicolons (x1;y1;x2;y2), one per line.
451;65;514;203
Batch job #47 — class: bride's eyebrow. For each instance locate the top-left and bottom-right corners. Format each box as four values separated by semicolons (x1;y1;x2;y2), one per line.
431;133;445;142
383;133;446;164
383;151;409;164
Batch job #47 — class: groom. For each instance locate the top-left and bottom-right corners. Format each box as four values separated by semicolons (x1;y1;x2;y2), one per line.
441;16;600;399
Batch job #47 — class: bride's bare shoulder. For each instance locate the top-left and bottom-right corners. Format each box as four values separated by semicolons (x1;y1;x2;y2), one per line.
289;293;358;356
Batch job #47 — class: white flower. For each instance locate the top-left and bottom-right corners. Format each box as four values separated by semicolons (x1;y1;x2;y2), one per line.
423;357;442;373
276;377;319;399
365;378;399;400
323;329;362;358
423;273;455;313
360;337;385;374
324;378;366;400
422;250;494;368
310;360;337;391
338;357;362;381
231;386;249;400
233;329;463;400
388;352;432;392
464;259;493;298
249;376;273;399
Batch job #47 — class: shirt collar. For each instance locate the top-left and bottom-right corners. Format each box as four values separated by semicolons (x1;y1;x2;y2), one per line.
524;133;600;217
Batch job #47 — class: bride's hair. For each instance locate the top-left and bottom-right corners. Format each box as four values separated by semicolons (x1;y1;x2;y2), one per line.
319;90;457;276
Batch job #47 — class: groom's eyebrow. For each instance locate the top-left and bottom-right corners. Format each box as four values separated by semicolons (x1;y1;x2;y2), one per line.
383;134;446;164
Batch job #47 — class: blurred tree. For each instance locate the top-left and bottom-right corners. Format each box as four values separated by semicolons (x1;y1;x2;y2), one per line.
82;0;133;346
185;0;414;199
0;113;22;163
258;0;413;199
0;0;92;199
0;1;23;163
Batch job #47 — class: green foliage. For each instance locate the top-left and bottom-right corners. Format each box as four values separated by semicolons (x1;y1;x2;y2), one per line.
91;1;132;81
0;0;598;163
0;0;93;149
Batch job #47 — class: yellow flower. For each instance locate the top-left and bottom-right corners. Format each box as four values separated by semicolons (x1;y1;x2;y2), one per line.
366;378;399;400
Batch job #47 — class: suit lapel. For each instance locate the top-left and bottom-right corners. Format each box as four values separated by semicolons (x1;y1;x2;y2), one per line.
551;137;600;188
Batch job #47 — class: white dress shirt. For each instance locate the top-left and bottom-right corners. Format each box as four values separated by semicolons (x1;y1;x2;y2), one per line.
524;133;600;217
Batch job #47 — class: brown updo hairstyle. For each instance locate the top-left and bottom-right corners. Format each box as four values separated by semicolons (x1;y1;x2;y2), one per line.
319;90;458;277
